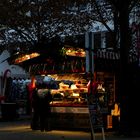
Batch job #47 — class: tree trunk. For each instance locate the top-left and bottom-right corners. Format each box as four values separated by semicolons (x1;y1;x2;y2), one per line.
119;2;131;135
118;1;140;135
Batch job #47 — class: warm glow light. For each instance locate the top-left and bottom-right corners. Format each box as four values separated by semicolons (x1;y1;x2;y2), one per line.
15;52;40;64
65;46;86;57
72;93;79;97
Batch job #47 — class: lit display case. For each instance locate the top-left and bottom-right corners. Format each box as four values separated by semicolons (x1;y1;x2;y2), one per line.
51;88;88;107
48;82;90;129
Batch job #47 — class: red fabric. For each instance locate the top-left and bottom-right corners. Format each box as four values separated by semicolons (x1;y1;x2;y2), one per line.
0;96;5;102
27;83;36;101
87;81;98;95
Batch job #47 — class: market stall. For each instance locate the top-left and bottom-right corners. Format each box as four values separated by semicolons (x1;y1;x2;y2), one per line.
10;44;116;130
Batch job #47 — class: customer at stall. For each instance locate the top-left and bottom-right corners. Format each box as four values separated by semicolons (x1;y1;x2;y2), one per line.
31;87;40;130
31;82;53;132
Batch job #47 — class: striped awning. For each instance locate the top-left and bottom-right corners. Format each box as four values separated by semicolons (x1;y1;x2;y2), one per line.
96;50;120;60
96;49;138;62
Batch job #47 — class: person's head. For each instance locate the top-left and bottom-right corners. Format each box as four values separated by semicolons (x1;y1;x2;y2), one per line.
36;82;47;89
4;69;11;78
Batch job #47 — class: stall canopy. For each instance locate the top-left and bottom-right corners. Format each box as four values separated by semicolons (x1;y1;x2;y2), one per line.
11;45;86;75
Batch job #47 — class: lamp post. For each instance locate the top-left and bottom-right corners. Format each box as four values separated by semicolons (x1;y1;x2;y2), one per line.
85;32;94;77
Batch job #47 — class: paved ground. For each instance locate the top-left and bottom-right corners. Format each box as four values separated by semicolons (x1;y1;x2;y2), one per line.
0;120;90;140
0;119;140;140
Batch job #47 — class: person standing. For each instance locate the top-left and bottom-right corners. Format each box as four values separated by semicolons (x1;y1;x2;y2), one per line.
26;76;36;115
3;69;13;102
38;88;52;131
31;83;52;132
31;87;40;130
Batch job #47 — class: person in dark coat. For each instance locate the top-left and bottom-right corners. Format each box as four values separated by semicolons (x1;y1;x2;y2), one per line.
31;87;40;130
38;88;52;131
31;83;52;132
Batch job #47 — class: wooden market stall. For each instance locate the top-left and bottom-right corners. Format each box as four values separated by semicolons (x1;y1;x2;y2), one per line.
11;44;118;130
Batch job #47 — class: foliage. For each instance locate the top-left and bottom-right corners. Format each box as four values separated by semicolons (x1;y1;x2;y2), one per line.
0;0;112;51
0;0;139;53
